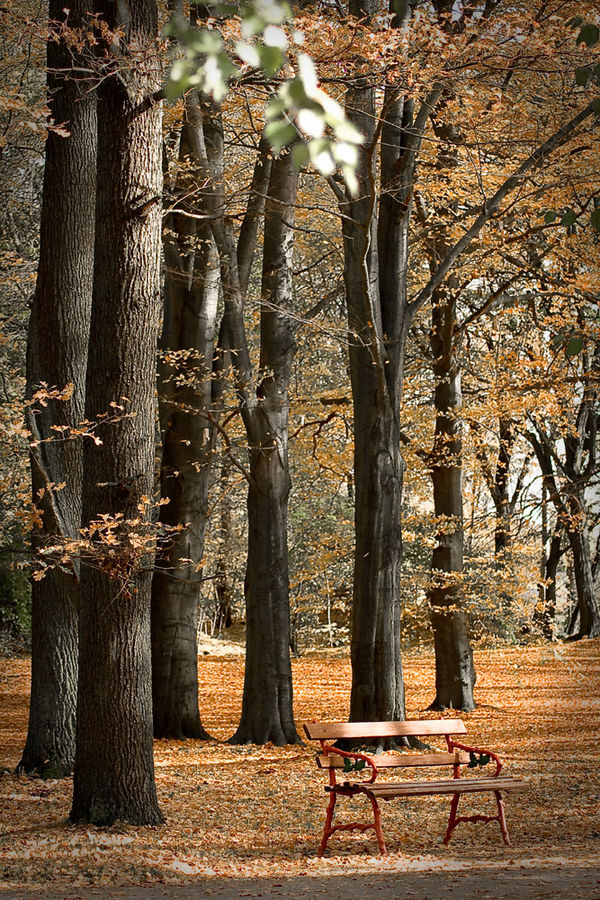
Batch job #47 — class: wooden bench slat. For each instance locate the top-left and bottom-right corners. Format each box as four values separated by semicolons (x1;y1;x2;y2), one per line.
304;718;467;741
317;750;470;769
363;776;526;798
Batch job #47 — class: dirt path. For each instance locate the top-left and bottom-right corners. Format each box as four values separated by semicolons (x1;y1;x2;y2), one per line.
2;865;600;900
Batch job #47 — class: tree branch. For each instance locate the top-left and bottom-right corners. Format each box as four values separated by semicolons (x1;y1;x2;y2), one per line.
407;100;600;324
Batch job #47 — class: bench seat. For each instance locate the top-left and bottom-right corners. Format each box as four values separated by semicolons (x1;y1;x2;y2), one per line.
358;774;526;798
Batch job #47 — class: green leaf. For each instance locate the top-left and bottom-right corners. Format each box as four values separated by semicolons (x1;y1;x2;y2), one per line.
343;757;352;772
575;67;591;86
332;142;358;167
565;335;584;357
213;2;238;16
330;118;364;145
291;142;310;169
265;95;286;119
591;98;600;116
341;164;359;197
297;52;318;94
264;119;297;152
284;78;309;106
561;210;577;227
479;754;490;766
257;44;284;77
591;209;600;231
543;210;556;224
242;13;266;39
577;24;600;47
355;759;366;771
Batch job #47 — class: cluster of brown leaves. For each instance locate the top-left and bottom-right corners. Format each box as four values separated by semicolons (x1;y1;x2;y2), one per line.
1;641;599;889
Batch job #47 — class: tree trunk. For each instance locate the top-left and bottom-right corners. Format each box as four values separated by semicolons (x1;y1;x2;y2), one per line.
20;0;96;776
230;153;300;745
71;0;163;825
214;459;234;632
151;114;220;739
427;290;475;711
534;524;562;640
493;418;514;562
349;364;406;722
527;423;600;640
564;494;600;639
344;164;406;722
337;24;410;723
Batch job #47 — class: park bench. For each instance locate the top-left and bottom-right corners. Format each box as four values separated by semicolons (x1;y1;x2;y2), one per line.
304;718;528;856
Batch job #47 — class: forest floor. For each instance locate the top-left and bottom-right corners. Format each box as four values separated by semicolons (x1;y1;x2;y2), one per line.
1;639;600;898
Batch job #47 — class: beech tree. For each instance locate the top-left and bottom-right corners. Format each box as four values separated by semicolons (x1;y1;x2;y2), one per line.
526;339;600;639
150;86;222;740
20;0;96;775
330;0;600;719
228;151;301;745
70;0;164;825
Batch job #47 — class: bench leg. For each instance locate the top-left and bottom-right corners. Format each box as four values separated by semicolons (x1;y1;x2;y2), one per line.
318;791;337;857
443;791;461;844
495;790;512;846
367;794;386;855
444;790;513;846
317;791;387;856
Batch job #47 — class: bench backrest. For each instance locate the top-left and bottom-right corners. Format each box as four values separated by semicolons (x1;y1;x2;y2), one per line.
305;719;470;771
316;750;470;769
304;718;467;742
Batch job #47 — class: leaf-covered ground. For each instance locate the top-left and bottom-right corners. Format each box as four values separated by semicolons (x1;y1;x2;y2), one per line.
1;641;599;892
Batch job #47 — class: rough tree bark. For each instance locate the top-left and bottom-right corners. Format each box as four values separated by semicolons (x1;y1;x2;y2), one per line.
20;0;96;776
336;0;435;723
71;0;164;825
151;100;220;740
229;152;300;745
427;285;475;711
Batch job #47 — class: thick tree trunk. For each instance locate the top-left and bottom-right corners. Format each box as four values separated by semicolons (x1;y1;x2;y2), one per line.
428;290;475;711
151;117;220;738
349;361;405;722
232;447;298;744
19;0;96;776
230;153;300;745
71;0;163;825
338;42;409;723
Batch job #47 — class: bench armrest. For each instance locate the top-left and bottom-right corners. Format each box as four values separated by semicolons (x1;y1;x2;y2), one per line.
321;742;379;784
447;738;503;777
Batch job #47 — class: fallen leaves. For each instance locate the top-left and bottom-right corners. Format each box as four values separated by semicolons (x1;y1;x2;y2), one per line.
0;640;599;889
